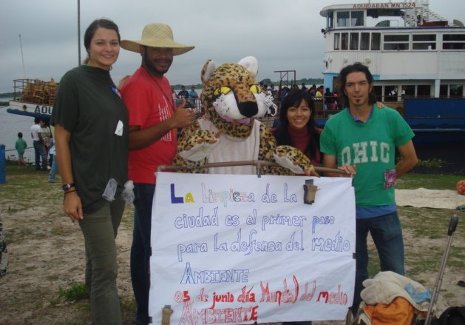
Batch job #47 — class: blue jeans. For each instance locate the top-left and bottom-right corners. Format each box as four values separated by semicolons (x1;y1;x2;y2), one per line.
352;211;404;312
131;183;155;324
48;154;58;181
33;140;47;170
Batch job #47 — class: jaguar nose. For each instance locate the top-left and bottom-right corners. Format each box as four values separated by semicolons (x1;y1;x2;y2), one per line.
238;101;258;118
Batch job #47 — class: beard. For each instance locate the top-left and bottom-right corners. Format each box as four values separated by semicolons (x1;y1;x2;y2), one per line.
142;51;173;76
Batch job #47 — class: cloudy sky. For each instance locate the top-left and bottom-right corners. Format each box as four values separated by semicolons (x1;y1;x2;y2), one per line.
1;0;464;93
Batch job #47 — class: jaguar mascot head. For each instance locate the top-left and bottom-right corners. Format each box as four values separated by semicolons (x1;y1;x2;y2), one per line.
200;56;276;139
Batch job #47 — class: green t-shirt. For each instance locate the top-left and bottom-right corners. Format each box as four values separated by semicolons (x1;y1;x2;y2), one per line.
15;138;27;154
320;105;414;207
52;65;128;214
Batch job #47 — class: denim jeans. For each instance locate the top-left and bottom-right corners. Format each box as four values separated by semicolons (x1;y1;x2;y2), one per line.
79;196;125;325
48;154;58;181
131;183;155;324
352;211;404;312
33;140;47;170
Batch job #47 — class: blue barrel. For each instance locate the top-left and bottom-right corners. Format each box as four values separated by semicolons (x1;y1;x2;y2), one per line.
0;145;5;184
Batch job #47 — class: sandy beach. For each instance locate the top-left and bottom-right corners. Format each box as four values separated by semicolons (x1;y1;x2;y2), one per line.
0;166;464;324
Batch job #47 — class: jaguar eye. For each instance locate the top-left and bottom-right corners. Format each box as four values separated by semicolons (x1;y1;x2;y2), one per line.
213;86;231;97
250;84;261;94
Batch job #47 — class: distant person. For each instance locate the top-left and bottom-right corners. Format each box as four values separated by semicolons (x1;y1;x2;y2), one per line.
52;18;128;324
30;117;47;171
119;22;195;325
47;141;58;183
15;132;28;166
308;84;317;97
324;87;335;110
177;85;189;99
188;85;198;108
41;120;52;159
320;62;418;316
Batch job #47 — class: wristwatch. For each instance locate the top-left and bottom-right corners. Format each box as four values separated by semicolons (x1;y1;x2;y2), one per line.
62;183;75;192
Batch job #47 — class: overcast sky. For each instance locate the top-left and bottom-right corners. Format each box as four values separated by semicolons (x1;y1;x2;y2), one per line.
1;0;464;93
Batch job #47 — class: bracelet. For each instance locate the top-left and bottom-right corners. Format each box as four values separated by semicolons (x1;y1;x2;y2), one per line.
64;189;77;195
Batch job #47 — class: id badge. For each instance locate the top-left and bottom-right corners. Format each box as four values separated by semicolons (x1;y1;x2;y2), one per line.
102;178;118;201
384;169;397;189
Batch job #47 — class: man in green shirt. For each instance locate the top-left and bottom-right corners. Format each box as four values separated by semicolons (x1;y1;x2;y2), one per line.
320;62;418;315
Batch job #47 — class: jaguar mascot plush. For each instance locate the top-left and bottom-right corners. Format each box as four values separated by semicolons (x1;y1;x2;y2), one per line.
173;56;316;175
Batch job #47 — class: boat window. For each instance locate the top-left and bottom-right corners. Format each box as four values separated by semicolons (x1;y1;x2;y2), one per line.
443;34;465;41
334;33;340;50
351;11;364;26
385;86;398;102
450;84;464;98
327;12;334;29
412;34;436;50
350;33;359;50
440;85;448;97
443;34;465;50
341;33;349;50
360;33;370;50
402;85;415;98
371;33;381;50
383;34;409;50
337;11;350;27
414;34;436;41
417;85;431;97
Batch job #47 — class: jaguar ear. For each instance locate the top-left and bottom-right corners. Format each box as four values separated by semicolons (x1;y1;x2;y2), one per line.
238;56;258;78
201;59;216;83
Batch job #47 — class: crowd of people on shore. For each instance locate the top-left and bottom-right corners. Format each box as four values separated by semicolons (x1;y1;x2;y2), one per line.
258;81;342;116
11;18;418;325
15;117;59;182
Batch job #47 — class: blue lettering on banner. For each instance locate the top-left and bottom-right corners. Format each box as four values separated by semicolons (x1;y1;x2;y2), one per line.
180;262;250;284
312;231;350;252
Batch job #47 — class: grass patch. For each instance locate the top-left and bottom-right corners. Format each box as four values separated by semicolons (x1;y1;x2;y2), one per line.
397;172;464;190
58;282;89;302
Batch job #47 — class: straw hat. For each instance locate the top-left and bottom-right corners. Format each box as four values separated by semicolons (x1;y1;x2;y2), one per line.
120;23;194;56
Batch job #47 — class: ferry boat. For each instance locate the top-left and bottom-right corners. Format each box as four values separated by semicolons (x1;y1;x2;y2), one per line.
318;0;465;143
6;79;55;122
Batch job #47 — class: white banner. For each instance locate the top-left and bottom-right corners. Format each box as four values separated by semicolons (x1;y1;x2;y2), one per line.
149;173;356;324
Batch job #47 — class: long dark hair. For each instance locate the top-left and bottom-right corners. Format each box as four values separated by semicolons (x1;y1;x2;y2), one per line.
83;18;120;63
274;89;320;159
338;62;377;107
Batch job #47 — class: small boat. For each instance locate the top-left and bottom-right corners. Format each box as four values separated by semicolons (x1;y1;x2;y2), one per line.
317;0;465;144
6;79;55;122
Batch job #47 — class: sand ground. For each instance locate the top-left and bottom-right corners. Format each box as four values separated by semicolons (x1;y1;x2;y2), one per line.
0;171;464;324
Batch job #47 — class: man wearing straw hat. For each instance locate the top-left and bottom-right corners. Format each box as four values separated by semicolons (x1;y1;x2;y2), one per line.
120;23;195;325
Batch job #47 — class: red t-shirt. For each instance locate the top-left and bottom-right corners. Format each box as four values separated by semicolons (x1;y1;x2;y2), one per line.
121;67;177;184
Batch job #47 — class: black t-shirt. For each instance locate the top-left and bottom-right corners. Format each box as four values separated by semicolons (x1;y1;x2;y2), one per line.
52;65;128;213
